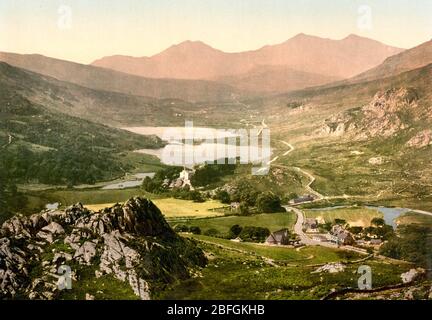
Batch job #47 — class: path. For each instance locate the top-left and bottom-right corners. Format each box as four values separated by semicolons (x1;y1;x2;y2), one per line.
285;205;338;248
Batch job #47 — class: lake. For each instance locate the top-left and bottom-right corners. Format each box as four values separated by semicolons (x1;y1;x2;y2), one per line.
366;206;411;229
124;126;272;168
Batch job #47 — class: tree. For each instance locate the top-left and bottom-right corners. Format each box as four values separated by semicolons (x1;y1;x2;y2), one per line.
189;226;201;235
239;226;270;242
256;192;283;213
371;217;386;227
239;202;250;216
229;224;243;238
379;225;432;266
173;224;189;233
348;226;363;234
215;190;231;204
231;180;259;206
334;218;347;226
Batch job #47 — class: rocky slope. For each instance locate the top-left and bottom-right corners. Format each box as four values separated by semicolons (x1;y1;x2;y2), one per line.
319;87;431;144
0;197;206;300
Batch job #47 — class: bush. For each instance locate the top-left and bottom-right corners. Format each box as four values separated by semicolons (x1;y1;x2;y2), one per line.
238;226;270;242
239;202;251;216
229;224;243;238
256;192;283;213
230;180;259;207
189;226;202;235
173;224;189;233
203;228;219;237
214;190;231;204
348;226;363;234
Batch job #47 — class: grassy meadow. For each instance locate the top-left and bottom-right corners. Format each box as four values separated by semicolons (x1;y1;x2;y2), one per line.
304;207;383;227
173;212;296;236
155;234;412;300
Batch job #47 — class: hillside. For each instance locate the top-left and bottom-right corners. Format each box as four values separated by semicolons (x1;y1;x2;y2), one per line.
214;65;341;93
0;197;206;299
262;61;432;110
0;52;241;102
0;63;167;188
353;39;432;82
0;62;199;127
92;34;403;93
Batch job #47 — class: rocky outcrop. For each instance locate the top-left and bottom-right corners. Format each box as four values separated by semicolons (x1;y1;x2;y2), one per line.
319;88;425;140
0;197;206;300
406;129;432;149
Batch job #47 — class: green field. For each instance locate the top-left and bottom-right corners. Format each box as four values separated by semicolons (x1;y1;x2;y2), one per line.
174;211;297;236
304;206;383;227
186;234;350;263
396;211;432;227
85;198;227;219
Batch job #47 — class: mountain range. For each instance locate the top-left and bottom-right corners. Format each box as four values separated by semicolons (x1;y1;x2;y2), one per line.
0;34;412;97
92;34;403;93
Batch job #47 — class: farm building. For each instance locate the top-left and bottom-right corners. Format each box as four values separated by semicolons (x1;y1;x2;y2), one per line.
291;194;315;204
265;229;290;245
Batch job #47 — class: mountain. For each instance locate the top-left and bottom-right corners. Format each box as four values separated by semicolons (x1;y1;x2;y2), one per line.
0;52;240;102
266;60;432;110
214;65;341;93
0;61;197;127
92;34;403;89
352;39;432;82
0;197;206;299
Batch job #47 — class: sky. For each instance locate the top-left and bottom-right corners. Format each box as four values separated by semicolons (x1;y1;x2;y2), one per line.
0;0;431;64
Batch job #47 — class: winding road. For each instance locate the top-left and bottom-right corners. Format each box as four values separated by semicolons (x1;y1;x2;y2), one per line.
284;205;337;248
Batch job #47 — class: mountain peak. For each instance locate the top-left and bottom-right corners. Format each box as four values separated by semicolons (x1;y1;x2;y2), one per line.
341;34;375;42
166;40;217;52
290;33;321;41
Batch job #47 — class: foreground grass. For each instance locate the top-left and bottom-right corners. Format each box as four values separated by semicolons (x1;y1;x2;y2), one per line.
155;235;411;300
186;234;352;264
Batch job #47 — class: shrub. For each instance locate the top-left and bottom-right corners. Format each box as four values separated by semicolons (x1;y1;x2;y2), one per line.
256;192;283;213
189;226;202;235
173;224;189;233
203;228;219;237
229;224;243;238
239;226;270;242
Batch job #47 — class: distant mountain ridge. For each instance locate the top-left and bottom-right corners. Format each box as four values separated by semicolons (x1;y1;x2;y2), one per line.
92;34;403;85
0;52;241;102
352;39;432;82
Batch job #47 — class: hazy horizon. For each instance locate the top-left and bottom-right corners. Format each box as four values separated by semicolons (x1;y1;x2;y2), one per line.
1;0;431;64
